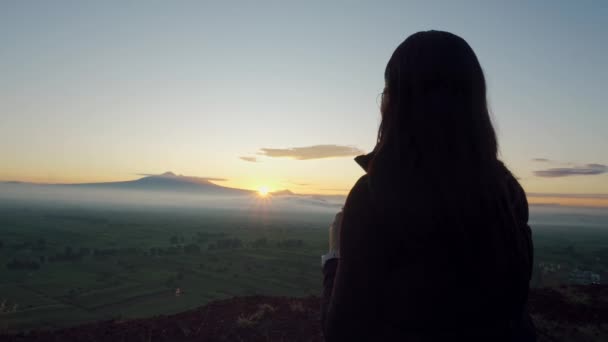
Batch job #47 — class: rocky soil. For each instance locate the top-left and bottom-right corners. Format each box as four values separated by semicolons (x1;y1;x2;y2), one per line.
2;285;606;342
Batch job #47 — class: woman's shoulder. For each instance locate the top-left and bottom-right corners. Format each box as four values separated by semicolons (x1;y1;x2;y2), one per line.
340;175;376;227
345;175;372;205
497;160;529;221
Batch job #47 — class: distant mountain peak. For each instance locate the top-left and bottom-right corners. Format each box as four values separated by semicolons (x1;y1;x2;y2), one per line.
271;189;295;196
2;172;250;195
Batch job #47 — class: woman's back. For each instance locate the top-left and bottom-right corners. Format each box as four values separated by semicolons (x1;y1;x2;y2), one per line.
376;164;533;338
321;31;535;341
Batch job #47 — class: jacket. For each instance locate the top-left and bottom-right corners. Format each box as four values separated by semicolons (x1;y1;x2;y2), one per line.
321;153;536;341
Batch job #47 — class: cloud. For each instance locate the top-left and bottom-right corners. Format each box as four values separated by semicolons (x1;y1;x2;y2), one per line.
286;180;310;186
533;163;607;178
257;144;365;160
239;156;258;163
527;192;608;199
531;158;576;166
320;188;350;192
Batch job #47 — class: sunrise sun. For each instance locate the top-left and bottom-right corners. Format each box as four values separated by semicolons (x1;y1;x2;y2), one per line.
258;186;269;197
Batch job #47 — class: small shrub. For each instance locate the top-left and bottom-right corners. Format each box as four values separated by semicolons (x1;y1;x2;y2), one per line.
235;303;276;328
236;315;256;328
289;301;305;313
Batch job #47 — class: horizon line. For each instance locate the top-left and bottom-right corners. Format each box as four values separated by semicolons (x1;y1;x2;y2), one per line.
3;177;608;203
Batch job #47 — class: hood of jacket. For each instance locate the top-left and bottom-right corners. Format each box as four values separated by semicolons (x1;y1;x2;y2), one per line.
354;152;375;173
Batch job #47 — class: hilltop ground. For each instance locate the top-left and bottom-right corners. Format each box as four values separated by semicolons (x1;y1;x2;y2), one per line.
2;285;606;342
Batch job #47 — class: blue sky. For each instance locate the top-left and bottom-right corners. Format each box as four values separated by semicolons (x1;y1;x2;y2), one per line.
0;1;606;197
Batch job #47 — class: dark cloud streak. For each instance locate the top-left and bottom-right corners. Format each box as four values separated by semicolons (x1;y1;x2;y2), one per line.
533;164;607;178
239;156;258;163
257;144;365;160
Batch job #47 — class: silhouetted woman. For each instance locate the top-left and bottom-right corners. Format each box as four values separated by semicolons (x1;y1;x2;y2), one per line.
321;31;535;341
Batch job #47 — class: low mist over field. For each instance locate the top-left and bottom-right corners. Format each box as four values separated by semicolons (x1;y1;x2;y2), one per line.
0;172;344;213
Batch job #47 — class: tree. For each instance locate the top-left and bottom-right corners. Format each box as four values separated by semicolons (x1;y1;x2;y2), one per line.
6;258;40;270
252;238;268;248
214;238;243;249
277;239;304;248
34;238;46;250
170;235;179;244
79;247;91;256
184;244;201;255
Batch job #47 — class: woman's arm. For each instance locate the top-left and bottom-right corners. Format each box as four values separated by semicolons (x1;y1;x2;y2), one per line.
321;175;387;341
506;172;534;281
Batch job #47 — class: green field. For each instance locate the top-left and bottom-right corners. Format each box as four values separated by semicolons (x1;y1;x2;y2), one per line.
0;200;606;332
0;201;332;331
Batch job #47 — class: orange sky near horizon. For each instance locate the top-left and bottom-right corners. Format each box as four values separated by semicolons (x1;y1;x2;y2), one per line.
527;195;608;209
2;168;608;208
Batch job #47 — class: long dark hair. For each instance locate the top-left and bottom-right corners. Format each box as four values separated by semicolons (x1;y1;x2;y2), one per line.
370;31;505;219
369;31;530;317
368;31;530;320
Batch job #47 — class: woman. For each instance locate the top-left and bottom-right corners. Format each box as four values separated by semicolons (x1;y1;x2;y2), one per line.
321;31;535;341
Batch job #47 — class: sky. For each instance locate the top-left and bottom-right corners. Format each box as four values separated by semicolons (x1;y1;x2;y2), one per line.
1;1;607;203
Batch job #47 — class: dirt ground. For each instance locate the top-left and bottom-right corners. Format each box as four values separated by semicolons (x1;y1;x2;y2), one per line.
2;285;606;342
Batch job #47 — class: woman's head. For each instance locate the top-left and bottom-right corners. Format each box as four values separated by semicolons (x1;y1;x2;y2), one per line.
375;31;497;172
370;31;507;218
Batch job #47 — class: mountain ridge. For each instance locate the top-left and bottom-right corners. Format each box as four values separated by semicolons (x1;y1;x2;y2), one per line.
3;172;254;195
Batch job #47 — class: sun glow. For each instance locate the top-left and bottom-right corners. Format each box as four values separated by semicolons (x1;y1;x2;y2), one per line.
258;186;269;197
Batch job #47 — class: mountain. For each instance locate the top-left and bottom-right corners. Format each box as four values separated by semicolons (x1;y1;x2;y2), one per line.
60;172;253;195
2;285;606;342
270;189;295;196
0;174;347;211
